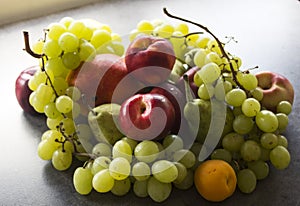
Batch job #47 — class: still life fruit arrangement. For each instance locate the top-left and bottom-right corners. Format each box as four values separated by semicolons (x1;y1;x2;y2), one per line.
15;8;295;203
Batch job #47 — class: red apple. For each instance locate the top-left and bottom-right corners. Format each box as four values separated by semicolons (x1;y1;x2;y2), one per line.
150;82;185;134
176;66;199;97
125;35;176;85
256;71;294;112
66;54;142;115
118;93;175;141
15;65;40;115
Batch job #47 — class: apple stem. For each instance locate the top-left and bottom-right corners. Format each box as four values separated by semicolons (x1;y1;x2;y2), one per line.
163;8;245;90
183;74;194;103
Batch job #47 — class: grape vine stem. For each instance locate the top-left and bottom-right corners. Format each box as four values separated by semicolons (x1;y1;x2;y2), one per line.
163;8;245;90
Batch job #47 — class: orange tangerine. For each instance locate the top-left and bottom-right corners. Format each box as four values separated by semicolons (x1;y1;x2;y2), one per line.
194;159;237;202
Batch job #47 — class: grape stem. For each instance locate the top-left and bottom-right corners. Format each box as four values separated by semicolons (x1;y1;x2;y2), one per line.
23;31;44;59
163;8;245;90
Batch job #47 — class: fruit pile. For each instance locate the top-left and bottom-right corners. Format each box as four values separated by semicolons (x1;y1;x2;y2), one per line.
15;8;295;203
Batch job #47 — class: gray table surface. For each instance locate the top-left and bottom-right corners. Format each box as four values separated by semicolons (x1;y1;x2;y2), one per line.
1;0;300;205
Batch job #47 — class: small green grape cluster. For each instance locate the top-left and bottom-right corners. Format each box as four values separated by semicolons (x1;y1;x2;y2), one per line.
73;134;197;203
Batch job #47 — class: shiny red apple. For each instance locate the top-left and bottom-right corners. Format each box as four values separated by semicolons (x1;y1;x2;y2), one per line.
256;71;294;112
118;93;175;141
125;35;176;85
15;65;39;115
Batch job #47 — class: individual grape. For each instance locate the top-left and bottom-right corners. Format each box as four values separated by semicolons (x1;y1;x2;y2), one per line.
62;52;81;70
197;62;221;84
32;40;44;54
173;149;196;169
173;169;194;190
175;23;189;35
196;36;210;48
277;135;288;148
133;180;148;198
207;39;222;55
162;134;184;158
44;102;60;119
92;156;111;175
68;20;87;38
193;48;207;68
225;88;247;107
30;92;46;113
132;161;151;181
65;86;81;102
43;39;63;58
193;70;204;87
260;133;278;149
111;178;131;196
241;98;261;117
35;83;54;105
109;41;125;56
92;142;112;157
47;22;67;41
276;113;289;131
155;142;166;160
52;77;68;95
237;169;257;194
58;32;79;52
214;80;232;101
233;114;254;135
147;176;172;203
111;33;122;42
137;20;154;34
90;29;112;49
46;115;64;130
204;52;222;65
269;146;291;170
153;23;174;38
51;148;72;171
240;140;261;162
59;16;74;28
232;107;243;117
121;137;138;152
109;157;131;180
28;70;48;91
247;160;269;180
250;87;264;101
63;140;74;153
197;83;214;100
79;40;96;61
112;139;132;163
60;117;76;135
173;162;187;184
92;169;115;193
222;132;245;152
55;95;73;114
73;167;93;195
237;72;258;91
186;34;199;47
276;101;292;115
210;148;232;163
152;160;178;183
134;140;159;163
37;140;57;160
256;110;279;133
45;57;66;77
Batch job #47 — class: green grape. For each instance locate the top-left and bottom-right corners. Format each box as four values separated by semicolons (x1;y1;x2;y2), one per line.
65;86;81;102
211;148;232;163
51;148;72;171
222;132;245;152
109;157;131;180
43;39;63;58
79;40;96;61
32;40;44;55
92;169;115;193
225;88;247;107
121;137;138;152
173;162;187;184
92;156;111;175
92;143;112;157
155;141;166;160
44;102;60;119
45;57;67;77
173;169;194;190
64;140;74;153
237;169;257;194
66;101;80;119
259;146;270;161
163;134;184;158
237;72;258;91
68;20;86;37
250;87;264;101
232;107;243;117
73;167;93;195
109;41;125;56
35;83;54;105
276;113;289;131
256;110;279;133
204;52;222;65
52;77;68;95
269;146;291;170
214;80;232;101
276;101;292;115
112;139;132;163
30;93;46;113
173;149;196;169
111;33;122;42
58;32;79;52
59;16;74;28
147;176;172;203
152;160;178;183
233;114;254;135
207;39;222;55
190;142;202;158
37;140;57;160
197;83;214;100
62;52;81;70
55;95;73;114
241;98;261;117
59;117;75;135
175;23;189;35
247;160;269;180
90;29;112;49
47;22;67;41
111;178;131;196
133;180;148;198
134;140;159;163
153;23;174;38
193;48;207;68
197;62;221;84
43;129;63;147
132;162;151;181
186;34;199;47
260;133;278;149
277;135;288;148
240;140;261;162
28;70;49;91
74;142;89;162
46;115;64;130
136;20;154;34
193;69;204;87
196;36;210;48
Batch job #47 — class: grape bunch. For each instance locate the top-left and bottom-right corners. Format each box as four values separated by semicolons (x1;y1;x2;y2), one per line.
22;9;295;204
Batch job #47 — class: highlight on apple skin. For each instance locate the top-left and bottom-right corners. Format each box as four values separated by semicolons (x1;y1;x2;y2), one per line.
255;71;294;112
